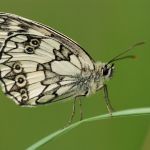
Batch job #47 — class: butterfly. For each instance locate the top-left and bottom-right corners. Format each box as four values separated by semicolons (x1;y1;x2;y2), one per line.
0;13;144;123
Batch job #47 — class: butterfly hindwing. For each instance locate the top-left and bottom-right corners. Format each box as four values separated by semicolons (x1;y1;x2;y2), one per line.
0;13;94;106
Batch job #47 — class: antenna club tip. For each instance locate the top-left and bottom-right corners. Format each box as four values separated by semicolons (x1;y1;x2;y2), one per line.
134;41;145;47
132;55;137;59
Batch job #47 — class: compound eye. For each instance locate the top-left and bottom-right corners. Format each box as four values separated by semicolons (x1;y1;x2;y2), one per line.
102;67;109;76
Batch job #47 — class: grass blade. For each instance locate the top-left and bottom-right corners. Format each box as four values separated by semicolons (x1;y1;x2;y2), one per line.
26;107;150;150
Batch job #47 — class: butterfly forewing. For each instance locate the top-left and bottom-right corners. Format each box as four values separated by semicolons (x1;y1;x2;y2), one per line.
0;13;95;106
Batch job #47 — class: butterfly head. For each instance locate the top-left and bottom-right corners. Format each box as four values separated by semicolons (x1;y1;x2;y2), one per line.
99;42;145;82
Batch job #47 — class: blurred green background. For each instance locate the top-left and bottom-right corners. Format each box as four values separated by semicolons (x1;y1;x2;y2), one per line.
0;0;150;150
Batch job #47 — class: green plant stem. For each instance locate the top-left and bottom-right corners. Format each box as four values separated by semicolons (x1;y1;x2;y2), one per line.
26;107;150;150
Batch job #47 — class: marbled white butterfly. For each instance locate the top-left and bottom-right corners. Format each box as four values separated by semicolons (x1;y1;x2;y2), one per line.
0;13;144;123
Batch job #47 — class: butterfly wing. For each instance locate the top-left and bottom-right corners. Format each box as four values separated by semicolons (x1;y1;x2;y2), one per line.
0;13;95;106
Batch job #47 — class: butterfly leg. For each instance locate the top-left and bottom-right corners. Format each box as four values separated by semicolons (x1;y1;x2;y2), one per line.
76;95;85;121
79;99;83;121
68;99;76;125
68;95;84;125
103;84;114;115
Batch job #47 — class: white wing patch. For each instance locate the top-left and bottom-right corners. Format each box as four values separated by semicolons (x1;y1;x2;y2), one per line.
56;84;74;95
11;35;27;42
28;83;45;99
27;71;45;84
43;39;60;50
70;54;81;69
0;64;11;77
2;79;15;91
0;53;11;63
45;83;59;93
51;61;81;76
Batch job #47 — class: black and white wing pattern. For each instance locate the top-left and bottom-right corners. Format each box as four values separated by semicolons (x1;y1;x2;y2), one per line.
0;13;95;106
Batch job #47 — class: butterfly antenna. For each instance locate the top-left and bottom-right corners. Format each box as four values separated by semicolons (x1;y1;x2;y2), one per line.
107;41;145;64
